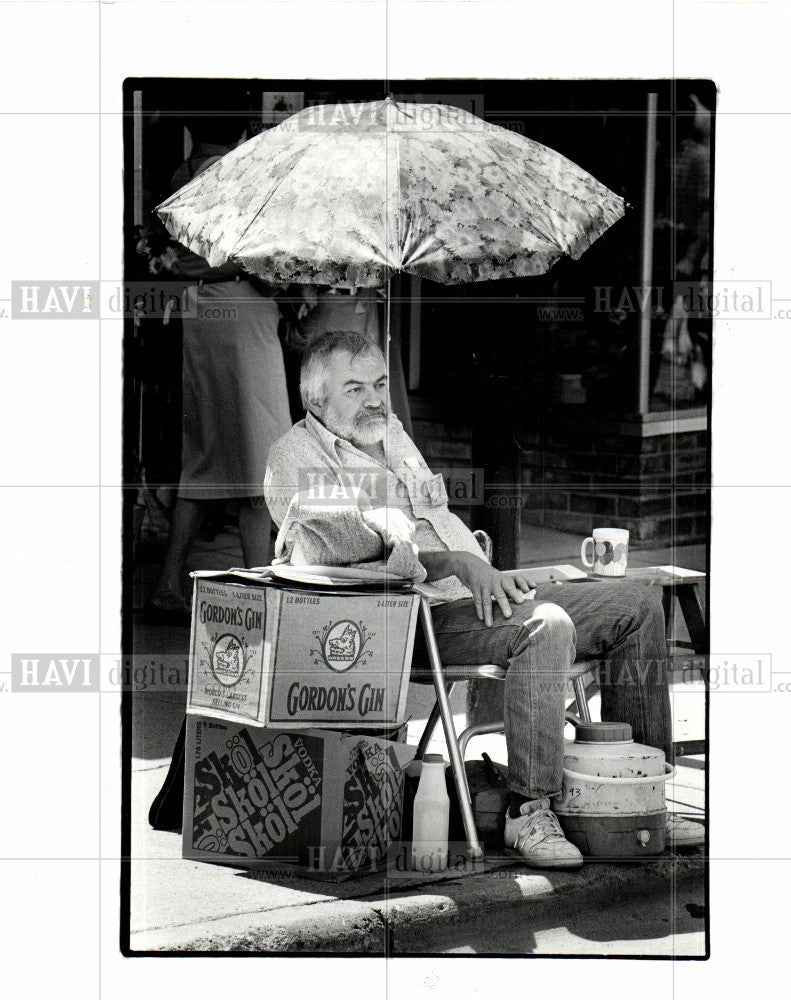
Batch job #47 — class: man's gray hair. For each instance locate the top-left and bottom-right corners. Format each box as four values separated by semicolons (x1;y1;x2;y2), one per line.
299;330;383;410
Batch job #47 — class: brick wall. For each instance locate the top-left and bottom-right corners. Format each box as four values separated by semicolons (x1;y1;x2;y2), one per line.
410;406;708;548
520;426;708;547
411;418;475;527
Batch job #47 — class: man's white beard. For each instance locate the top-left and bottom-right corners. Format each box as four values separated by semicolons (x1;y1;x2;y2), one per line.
351;418;388;446
322;404;389;447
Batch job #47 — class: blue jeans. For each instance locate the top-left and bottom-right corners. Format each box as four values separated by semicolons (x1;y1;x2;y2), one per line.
430;581;674;799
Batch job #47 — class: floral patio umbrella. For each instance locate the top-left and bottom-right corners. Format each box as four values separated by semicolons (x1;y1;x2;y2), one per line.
156;97;625;289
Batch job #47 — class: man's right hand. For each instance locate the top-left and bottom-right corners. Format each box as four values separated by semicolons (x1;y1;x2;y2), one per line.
422;551;538;627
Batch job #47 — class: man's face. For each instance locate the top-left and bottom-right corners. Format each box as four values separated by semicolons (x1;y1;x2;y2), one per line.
313;349;390;447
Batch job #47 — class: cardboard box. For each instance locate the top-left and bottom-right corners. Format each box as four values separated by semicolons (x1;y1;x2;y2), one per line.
187;572;419;729
183;714;415;874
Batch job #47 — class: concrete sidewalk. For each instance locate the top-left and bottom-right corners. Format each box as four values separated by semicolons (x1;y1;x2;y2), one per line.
129;519;707;954
130;756;705;953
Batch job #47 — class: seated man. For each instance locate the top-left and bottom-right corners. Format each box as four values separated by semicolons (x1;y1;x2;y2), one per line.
264;330;703;868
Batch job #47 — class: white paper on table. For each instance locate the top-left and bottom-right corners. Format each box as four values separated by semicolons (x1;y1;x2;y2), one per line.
504;564;588;583
652;565;705;578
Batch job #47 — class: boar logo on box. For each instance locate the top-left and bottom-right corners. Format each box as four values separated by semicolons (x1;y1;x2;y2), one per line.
313;619;373;673
210;633;247;687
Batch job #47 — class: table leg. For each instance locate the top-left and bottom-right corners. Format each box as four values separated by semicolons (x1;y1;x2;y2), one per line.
676;583;707;654
673;583;709;757
661;586;677;642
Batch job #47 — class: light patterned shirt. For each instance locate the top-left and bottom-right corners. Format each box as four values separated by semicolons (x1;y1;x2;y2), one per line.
264;412;486;602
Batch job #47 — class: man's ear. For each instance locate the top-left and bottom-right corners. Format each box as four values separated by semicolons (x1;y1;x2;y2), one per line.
309;396;324;419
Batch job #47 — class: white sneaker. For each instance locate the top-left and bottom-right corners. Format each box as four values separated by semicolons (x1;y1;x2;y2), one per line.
666;813;705;847
504;798;583;869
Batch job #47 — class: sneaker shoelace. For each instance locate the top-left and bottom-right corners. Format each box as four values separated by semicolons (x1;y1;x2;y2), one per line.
513;805;565;849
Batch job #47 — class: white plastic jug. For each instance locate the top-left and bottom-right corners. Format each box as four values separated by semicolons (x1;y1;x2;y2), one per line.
553;721;674;857
411;753;450;872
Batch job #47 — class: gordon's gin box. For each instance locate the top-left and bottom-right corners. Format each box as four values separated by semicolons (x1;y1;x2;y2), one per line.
187;572;419;729
183;714;415;873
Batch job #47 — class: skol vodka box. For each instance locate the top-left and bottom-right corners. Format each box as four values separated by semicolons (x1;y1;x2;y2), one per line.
183;714;416;874
187;571;420;729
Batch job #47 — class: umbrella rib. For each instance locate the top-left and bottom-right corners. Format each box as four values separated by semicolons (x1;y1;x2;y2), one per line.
226;118;358;263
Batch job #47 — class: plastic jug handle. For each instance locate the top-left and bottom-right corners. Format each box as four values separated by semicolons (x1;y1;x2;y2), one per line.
481;752;499;783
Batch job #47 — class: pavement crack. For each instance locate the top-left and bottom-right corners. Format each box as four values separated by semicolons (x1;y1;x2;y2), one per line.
367;904;395;954
138;895;349;934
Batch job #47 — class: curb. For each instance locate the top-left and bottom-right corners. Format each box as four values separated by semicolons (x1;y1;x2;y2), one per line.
132;899;389;952
130;852;704;953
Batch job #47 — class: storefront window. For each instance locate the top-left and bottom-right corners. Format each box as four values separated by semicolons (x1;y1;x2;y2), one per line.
409;82;714;421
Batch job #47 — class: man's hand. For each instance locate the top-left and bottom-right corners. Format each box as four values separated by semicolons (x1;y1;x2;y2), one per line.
420;551;538;627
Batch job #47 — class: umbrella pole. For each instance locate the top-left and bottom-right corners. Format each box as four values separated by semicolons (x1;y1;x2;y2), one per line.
385;276;391;386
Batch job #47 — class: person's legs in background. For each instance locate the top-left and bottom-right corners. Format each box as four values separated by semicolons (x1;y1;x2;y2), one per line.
238;497;273;569
150;497;207;611
150;495;273;613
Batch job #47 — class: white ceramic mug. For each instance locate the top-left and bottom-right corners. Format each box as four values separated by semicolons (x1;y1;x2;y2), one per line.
581;528;629;577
